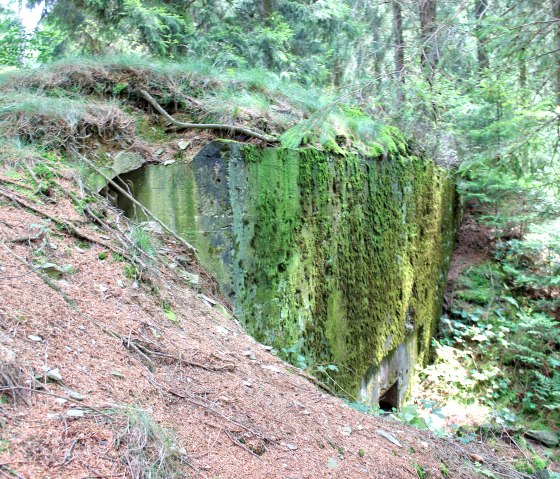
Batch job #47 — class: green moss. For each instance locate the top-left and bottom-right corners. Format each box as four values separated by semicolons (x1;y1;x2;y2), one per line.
114;137;458;399
227;142;458;394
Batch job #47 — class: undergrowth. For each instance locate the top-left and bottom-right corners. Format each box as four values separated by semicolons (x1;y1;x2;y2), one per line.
417;220;560;431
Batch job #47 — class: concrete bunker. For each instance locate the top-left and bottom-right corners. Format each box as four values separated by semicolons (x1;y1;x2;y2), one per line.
109;140;458;406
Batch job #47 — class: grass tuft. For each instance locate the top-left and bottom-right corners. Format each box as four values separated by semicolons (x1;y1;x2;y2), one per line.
114;404;186;479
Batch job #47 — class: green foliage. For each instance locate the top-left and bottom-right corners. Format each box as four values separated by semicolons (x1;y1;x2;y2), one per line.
131;226;156;257
162;302;178;325
395;402;448;437
423;231;560;426
0;6;63;66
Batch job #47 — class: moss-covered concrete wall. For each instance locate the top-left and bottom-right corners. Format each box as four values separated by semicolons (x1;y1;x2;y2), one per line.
117;140;459;404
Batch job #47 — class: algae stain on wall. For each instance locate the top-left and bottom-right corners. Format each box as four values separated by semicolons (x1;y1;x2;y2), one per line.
116;140;459;406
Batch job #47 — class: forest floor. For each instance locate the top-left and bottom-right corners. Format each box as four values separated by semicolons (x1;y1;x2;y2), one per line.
0;164;531;479
446;204;493;285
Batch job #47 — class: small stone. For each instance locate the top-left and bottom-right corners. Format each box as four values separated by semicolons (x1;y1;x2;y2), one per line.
43;367;62;382
261;364;282;373
215;326;229;336
0;345;15;362
177;140;190;150
55;398;67;404
28;334;42;342
40;263;72;279
198;294;217;306
185;272;199;285
111;370;124;378
302;410;311;415
341;426;352;436
66;409;85;418
469;453;484;464
243;350;256;360
67;391;85;401
243;380;253;387
97;285;108;293
327;457;338;469
47;413;60;420
78;325;86;331
75;247;86;254
163;159;176;166
155;148;165;156
376;429;402;448
526;429;560;448
117;279;124;288
286;443;298;450
263;345;273;351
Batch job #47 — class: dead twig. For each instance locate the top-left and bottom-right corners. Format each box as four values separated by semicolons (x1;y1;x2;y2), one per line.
0;188;114;252
0;386;113;419
54;438;80;467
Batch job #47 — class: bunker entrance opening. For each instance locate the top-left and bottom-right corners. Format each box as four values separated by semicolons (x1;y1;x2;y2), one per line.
379;381;399;411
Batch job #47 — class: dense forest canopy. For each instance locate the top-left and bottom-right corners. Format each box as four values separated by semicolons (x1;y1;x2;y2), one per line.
1;0;559;435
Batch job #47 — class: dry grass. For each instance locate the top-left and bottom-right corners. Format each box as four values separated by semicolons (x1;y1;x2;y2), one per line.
0;359;31;406
114;405;187;479
0;93;136;149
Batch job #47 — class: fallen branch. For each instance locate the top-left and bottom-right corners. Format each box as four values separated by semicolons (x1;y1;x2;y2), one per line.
167;389;260;436
0;176;34;191
138;89;278;144
0;188;117;253
122;337;235;372
0;386;112;419
225;430;262;459
7;232;44;243
71;149;198;254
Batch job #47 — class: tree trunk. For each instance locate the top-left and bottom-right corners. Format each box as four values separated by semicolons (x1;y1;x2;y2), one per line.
259;0;274;17
393;0;405;105
474;0;489;70
419;0;438;76
519;47;527;90
552;0;560;104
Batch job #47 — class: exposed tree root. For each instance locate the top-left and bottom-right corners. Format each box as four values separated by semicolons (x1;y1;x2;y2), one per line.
138;89;278;143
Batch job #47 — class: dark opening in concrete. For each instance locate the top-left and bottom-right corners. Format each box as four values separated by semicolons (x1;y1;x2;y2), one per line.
378;381;399;411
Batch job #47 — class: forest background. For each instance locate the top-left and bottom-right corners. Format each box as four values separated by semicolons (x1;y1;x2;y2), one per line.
1;0;559;438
